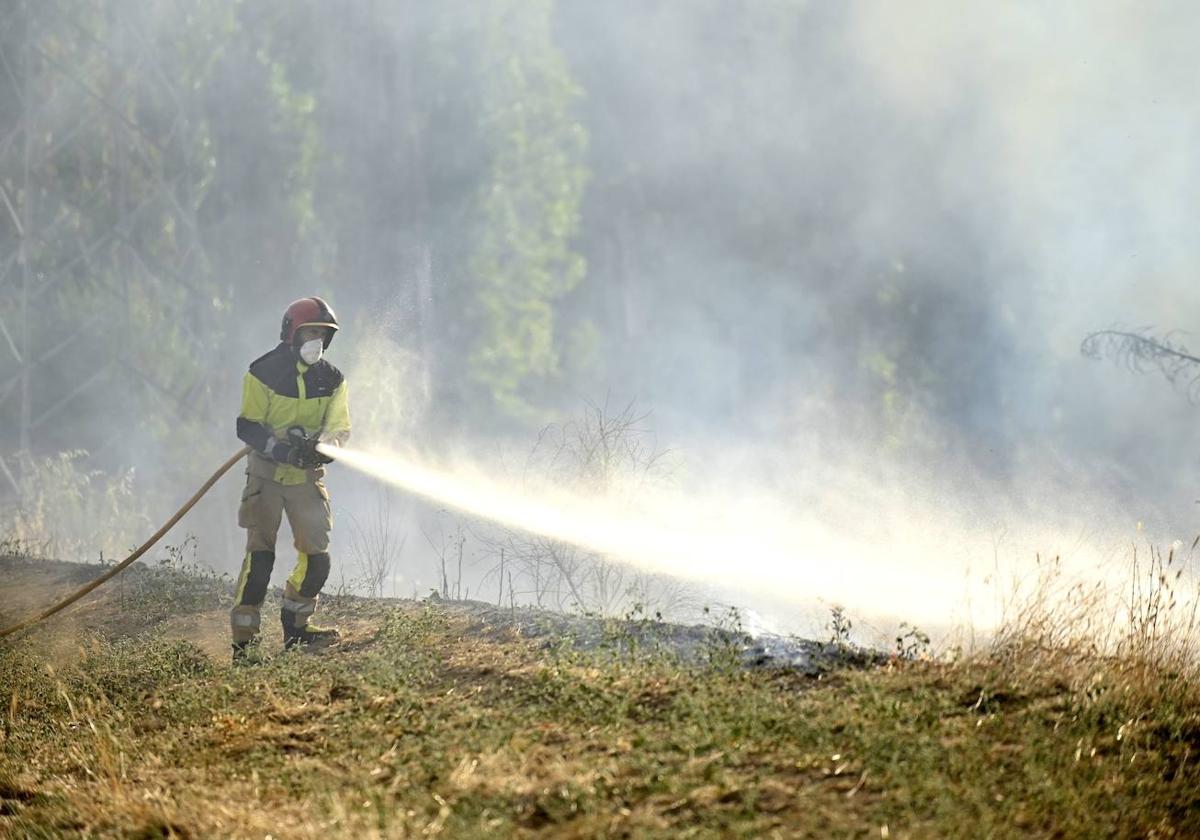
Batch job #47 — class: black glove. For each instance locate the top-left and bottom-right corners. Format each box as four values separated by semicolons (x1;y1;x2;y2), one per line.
282;427;332;469
269;440;311;468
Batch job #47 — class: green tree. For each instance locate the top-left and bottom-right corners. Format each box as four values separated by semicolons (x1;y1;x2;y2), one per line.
462;0;589;420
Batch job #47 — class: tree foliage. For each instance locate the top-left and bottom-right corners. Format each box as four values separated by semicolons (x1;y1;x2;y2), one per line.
464;0;589;418
0;0;1013;485
0;1;233;461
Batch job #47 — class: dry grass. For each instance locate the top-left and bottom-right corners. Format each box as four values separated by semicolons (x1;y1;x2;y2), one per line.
1;553;1198;838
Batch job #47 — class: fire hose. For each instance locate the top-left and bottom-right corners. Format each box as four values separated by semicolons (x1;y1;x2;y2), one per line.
0;446;251;640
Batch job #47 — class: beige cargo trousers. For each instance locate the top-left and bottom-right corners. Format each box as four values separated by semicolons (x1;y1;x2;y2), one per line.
229;452;334;645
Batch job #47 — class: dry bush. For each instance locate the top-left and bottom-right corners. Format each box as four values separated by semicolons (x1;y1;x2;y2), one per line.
347;486;408;598
469;400;691;617
991;545;1200;668
0;450;152;562
422;513;467;600
985;542;1200;743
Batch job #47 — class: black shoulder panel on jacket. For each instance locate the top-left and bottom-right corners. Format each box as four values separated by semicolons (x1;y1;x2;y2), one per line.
248;344;300;397
302;360;344;399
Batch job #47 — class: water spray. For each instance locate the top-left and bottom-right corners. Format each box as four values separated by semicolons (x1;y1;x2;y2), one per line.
0;434;1178;643
321;439;1200;646
320;443;1006;633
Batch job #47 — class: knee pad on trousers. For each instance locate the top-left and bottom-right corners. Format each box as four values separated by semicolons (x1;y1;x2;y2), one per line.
297;552;331;598
230;605;262;644
237;550;275;606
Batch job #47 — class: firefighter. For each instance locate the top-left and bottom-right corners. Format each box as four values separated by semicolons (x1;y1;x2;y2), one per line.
229;296;350;663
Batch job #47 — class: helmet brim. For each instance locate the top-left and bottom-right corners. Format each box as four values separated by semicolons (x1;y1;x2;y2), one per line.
294;321;340;348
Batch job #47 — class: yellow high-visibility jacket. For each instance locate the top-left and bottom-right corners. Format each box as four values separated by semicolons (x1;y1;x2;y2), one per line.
236;343;350;485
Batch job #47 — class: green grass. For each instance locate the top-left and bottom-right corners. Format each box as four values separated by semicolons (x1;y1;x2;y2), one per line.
1;556;1198;838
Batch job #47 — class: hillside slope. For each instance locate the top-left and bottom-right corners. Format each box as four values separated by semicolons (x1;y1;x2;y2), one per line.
1;554;1197;838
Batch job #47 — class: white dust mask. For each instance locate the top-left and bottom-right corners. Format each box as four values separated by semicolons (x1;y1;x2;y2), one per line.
299;338;324;365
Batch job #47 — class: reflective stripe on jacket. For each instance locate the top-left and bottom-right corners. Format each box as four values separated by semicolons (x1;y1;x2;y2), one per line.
237;343;350;485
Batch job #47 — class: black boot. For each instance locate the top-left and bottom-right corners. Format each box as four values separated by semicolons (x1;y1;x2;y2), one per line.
231;640;262;665
281;607;338;650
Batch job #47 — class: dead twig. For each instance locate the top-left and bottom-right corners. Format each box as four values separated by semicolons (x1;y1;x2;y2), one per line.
1081;328;1200;402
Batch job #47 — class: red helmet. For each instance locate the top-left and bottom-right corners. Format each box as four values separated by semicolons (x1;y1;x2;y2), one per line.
280;296;340;348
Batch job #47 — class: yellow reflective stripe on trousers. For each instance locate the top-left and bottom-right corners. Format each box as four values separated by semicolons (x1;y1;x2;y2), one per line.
234;551;253;602
288;552;309;590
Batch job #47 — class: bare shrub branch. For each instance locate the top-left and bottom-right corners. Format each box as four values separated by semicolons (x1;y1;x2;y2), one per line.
1081;328;1200;401
470;399;683;617
348;486;408;598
